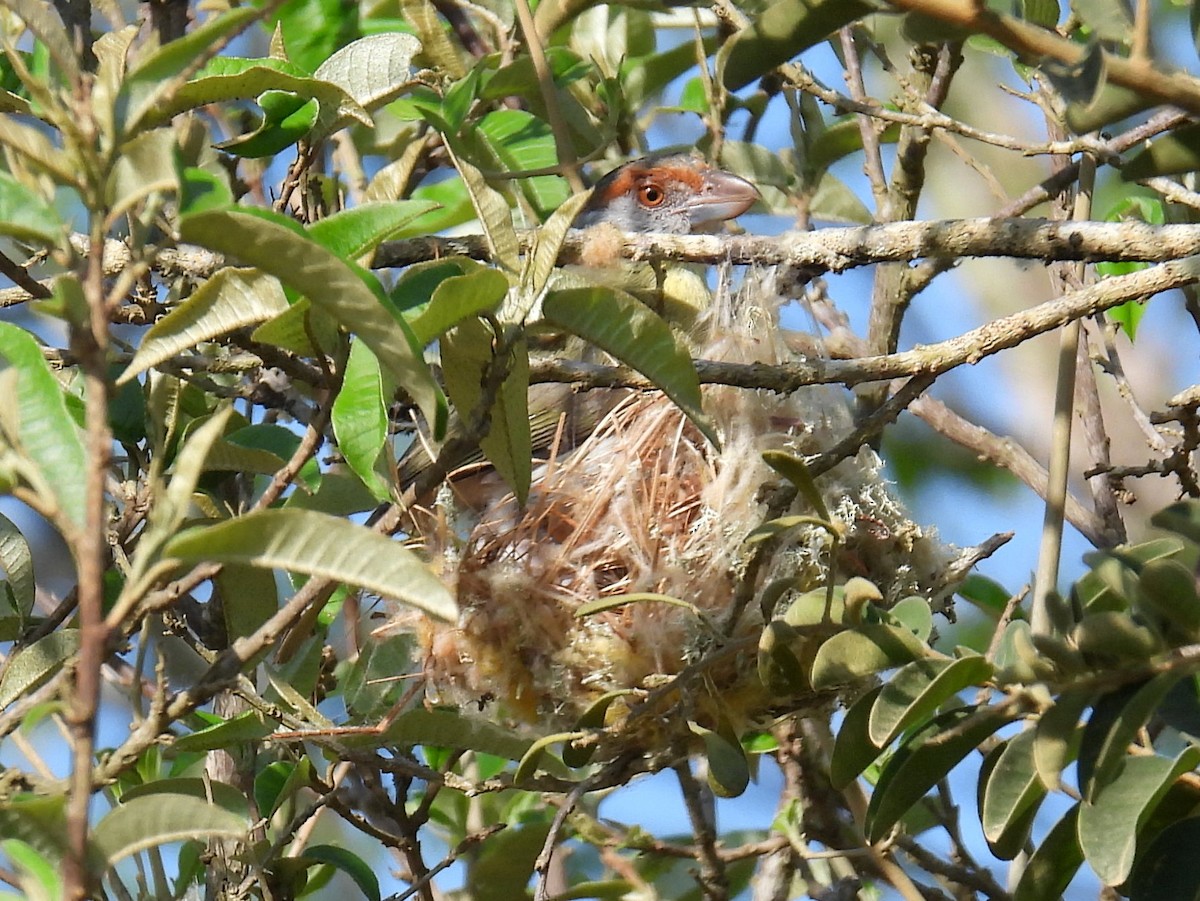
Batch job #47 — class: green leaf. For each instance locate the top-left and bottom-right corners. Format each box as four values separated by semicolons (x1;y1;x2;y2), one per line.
757;619;809;693
1021;0;1060;28
1152;500;1200;545
311;32;422;138
0;630;79;710
449;151;520;275
179;166;233;216
0;323;87;529
980;727;1046;859
0;117;76;188
119;7;264;130
1067;82;1155;134
173;711;275;752
378;708;555;767
689;721;751;798
93;790;249;867
886;596;934;642
331;339;391;501
473;109;572;217
809;624;926;690
119;268;288;384
515;732;577;783
1013;804;1082;901
0;512;34;620
722;0;880;92
442;319;532;504
216;563;280;640
1;0;80;85
108;128;179;219
810;172;873;224
408;267;510;346
865;705;1016;843
267;0;361;73
868;656;993;748
807;117;900;178
179;208;445;439
255;757;313;820
543;286;718;448
164;509;455;621
522;191;591;302
1128;815;1200;901
301;845;381;901
762;450;830;521
1;839;63;901
0;794;67;862
129;56;367;135
1140;556;1200;639
563;690;636;767
1078;748;1200;886
0;171;61;244
830;683;885;789
1081;672;1185;802
468;823;551;901
1123;122;1200;180
216;91;318;158
1033;688;1090;790
308;200;439;260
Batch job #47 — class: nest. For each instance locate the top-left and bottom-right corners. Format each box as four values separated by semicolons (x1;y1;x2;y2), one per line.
406;271;957;732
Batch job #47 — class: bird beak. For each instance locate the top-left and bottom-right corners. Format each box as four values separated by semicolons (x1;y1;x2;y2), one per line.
686;169;760;227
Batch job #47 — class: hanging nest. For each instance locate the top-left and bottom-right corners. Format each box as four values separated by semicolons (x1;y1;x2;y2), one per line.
400;271;963;740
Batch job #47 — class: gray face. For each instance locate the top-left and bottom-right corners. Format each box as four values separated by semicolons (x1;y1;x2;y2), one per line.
575;155;759;234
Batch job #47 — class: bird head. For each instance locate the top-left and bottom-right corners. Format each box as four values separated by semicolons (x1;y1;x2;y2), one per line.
574;153;759;234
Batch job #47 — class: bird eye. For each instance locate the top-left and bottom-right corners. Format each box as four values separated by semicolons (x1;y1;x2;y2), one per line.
637;183;665;207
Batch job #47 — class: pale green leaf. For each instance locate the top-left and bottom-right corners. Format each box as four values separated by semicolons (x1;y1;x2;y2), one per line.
868;656;993;748
0;116;77;187
331;339;391;501
179;208;445;438
865;706;1016;843
0;512;34;618
1078;748;1200;886
1013;805;1082;901
407;267;510;346
449;150;520;275
1;0;80;84
442;319;532;504
0;323;87;529
312;32;422;138
0;172;61;245
119;268;288;384
981;728;1046;858
523;191;591;301
108;128;179;221
308;200;440;260
93;792;248;867
0;630;80;710
809;624;926;690
129;55;367;134
1;839;62;901
119;8;265;130
543;286;718;448
164;509;455;620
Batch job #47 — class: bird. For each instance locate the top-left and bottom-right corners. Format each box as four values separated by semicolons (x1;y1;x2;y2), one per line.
574;151;759;234
396;153;758;506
